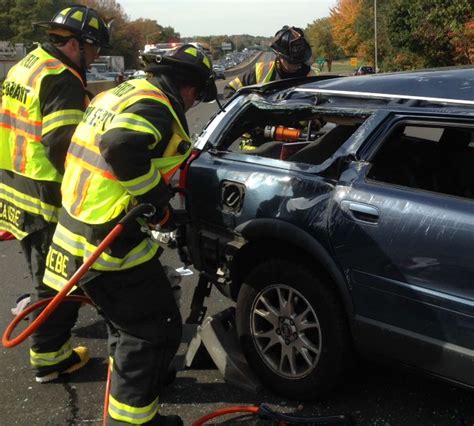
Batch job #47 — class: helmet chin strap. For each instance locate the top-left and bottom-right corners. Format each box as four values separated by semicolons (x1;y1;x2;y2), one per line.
79;40;87;77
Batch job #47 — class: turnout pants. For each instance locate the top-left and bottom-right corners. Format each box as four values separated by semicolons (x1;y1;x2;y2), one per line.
24;224;82;374
82;257;182;425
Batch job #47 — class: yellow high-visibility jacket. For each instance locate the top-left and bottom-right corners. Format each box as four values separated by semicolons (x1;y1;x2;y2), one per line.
224;61;277;98
0;44;87;239
224;59;314;99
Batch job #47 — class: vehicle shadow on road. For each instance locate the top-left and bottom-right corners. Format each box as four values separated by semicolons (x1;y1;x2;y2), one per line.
162;361;474;425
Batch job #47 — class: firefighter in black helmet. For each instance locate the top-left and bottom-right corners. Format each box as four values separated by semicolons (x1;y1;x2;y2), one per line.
141;44;218;104
42;44;216;425
35;4;112;76
0;5;110;384
224;25;314;98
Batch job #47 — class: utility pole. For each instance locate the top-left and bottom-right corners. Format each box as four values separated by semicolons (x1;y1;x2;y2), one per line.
374;0;378;73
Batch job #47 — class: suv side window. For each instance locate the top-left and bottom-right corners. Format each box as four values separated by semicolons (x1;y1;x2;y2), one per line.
367;122;474;199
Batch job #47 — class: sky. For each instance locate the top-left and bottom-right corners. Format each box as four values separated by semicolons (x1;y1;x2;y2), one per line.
116;0;337;37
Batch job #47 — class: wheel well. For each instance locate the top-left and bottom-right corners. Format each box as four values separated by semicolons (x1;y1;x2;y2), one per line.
229;238;335;301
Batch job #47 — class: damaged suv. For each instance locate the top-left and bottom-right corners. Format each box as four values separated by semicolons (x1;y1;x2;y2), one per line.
178;67;474;400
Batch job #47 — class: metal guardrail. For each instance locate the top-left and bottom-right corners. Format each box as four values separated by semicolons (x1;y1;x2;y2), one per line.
223;51;265;79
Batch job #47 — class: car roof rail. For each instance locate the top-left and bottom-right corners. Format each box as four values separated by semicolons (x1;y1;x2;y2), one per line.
294;88;474;107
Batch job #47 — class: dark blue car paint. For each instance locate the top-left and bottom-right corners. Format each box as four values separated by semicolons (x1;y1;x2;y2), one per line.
183;67;474;389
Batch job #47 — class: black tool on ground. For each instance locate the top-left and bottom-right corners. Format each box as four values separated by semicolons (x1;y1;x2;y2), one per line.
186;273;213;324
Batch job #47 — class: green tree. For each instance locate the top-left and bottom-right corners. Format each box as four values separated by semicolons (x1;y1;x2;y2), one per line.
0;0;70;46
305;17;341;72
354;0;393;70
386;0;473;68
0;0;16;40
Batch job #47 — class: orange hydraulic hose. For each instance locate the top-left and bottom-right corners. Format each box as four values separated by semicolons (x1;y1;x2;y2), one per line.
2;204;155;426
2;295;93;347
103;360;112;425
192;406;260;426
2;222;125;348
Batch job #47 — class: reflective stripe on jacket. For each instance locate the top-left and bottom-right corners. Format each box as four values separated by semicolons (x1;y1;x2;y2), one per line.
254;61;276;84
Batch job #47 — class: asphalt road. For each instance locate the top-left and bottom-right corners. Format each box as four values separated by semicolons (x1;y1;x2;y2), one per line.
1;75;474;426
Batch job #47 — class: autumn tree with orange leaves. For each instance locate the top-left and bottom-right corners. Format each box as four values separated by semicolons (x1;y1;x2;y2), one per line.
329;0;363;57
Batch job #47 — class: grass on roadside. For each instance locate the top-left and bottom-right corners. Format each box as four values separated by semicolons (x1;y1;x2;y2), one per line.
312;59;364;75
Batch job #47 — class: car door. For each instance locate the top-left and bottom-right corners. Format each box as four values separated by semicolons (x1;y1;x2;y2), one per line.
329;117;474;385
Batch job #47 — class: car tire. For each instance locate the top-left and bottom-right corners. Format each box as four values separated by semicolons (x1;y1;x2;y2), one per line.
236;259;350;400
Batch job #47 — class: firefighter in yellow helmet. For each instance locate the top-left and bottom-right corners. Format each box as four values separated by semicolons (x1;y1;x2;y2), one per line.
0;5;110;382
224;25;314;98
42;44;217;425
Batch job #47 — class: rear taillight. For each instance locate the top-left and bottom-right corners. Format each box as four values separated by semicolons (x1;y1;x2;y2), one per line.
178;149;201;190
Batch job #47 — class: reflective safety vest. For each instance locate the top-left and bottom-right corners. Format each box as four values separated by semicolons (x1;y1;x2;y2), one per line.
43;79;192;291
0;46;85;238
227;61;277;92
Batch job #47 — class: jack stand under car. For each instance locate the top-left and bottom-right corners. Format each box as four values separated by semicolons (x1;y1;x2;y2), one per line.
185;307;263;395
181;272;262;394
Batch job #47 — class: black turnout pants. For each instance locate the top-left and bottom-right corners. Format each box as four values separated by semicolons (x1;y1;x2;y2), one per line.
82;257;182;425
23;224;82;375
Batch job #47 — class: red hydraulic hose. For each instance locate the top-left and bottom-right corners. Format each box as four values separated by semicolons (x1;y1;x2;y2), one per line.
192;406;260;426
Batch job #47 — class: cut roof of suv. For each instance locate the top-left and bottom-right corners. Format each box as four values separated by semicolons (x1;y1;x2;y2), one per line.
234;66;474;106
297;66;473;104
